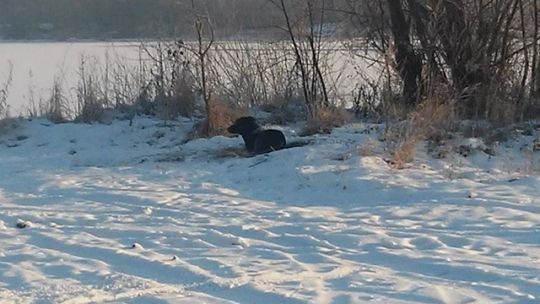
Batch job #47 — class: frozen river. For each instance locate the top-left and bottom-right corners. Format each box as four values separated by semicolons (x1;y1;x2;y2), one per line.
0;41;141;115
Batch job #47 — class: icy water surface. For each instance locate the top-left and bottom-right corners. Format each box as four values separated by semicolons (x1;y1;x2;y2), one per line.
0;41;141;115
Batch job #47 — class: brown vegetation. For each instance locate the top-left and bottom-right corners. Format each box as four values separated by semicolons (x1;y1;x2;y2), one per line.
345;0;540;124
6;0;539;155
303;106;352;135
189;96;247;138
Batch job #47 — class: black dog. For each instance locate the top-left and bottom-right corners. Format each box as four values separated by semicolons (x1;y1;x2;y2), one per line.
227;116;286;154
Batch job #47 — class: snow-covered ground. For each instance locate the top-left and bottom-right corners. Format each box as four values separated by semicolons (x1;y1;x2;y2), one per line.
0;117;539;303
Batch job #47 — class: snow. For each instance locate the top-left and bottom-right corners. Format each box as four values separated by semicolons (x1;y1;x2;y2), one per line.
1;117;540;303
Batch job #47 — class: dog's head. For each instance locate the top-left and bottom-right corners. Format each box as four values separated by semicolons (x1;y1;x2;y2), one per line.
227;116;260;135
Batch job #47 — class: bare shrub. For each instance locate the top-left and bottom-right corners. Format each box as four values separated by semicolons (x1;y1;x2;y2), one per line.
211;41;267;107
211;41;302;108
24;71;70;121
156;80;197;120
176;4;217;132
46;78;69;124
24;72;44;119
0;62;13;119
74;56;107;123
350;81;380;118
141;41;199;120
64;45;199;124
271;0;334;119
261;96;306;125
343;0;540;123
106;50;153;120
155;52;198;120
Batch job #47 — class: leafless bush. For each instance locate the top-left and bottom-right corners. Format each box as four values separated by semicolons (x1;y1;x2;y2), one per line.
210;41;302;107
140;41;199;120
343;0;540;123
207;40;314;126
46;77;69;123
68;45;197;123
156;74;197;120
25;72;43;118
178;32;351;134
271;0;332;119
101;49;153;119
74;56;108;123
24;71;69;121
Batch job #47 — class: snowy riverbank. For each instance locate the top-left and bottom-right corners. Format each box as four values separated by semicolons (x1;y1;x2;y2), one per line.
0;117;539;303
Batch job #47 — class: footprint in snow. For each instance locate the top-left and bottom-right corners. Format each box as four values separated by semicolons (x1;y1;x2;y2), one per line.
16;220;33;229
130;242;144;250
410;236;445;250
231;237;250;247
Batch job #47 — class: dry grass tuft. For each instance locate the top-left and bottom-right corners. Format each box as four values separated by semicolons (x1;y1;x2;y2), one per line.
303;106;351;136
386;98;455;168
46;80;69;124
213;146;251;159
156;75;198;120
389;138;418;169
0;117;21;136
189;96;247;139
261;98;306;125
76;100;106;123
357;140;381;157
0;62;13;120
409;99;455;139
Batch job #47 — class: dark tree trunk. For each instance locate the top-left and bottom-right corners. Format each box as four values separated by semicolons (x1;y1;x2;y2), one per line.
431;0;490;117
435;1;478;85
386;0;423;106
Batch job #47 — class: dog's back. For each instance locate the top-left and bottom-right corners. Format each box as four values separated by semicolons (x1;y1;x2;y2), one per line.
253;129;286;154
228;116;286;155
